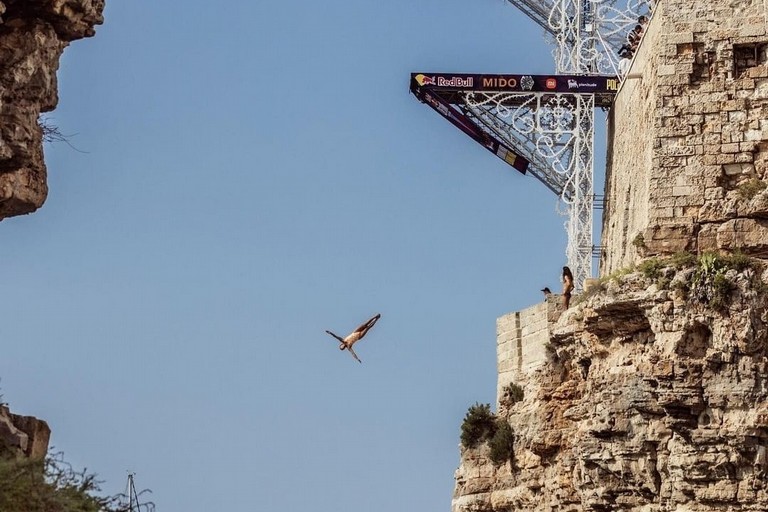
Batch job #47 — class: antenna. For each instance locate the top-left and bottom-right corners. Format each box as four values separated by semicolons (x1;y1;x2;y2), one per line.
122;472;155;512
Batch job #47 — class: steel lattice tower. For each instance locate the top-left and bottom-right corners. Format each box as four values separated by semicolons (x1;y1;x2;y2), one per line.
501;0;653;289
411;1;652;290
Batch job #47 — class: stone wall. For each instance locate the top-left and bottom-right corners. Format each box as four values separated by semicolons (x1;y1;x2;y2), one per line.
0;0;105;220
601;0;768;275
496;298;561;409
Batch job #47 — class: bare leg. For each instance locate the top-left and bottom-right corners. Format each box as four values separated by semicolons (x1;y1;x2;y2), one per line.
353;314;381;338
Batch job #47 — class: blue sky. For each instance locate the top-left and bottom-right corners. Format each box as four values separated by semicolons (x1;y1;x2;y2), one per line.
1;1;606;510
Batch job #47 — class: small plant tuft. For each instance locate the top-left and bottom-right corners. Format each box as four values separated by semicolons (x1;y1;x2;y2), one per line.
721;251;753;272
737;178;767;200
638;258;664;280
690;253;743;309
669;251;697;269
632;233;646;249
500;382;524;408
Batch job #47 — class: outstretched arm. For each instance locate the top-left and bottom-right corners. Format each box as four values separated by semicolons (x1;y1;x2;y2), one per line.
325;330;345;343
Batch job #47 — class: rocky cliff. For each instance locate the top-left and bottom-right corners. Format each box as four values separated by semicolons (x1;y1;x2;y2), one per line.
0;0;104;220
454;256;768;511
453;0;768;508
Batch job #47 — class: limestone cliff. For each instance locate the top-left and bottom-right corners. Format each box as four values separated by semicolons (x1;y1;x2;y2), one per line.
454;258;768;511
0;0;104;220
452;0;768;509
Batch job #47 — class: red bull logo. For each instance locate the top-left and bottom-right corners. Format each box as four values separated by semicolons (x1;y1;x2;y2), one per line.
414;74;473;88
436;76;473;87
414;74;437;86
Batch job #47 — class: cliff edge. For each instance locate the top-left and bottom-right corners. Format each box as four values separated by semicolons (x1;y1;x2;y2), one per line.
454;257;768;511
0;0;104;220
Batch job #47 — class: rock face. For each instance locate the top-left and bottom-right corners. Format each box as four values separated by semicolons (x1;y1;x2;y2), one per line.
453;0;768;509
0;404;50;460
453;261;768;511
0;0;105;220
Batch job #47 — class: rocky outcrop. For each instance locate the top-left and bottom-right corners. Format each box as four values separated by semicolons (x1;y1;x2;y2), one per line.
0;404;50;460
0;0;105;220
453;260;768;511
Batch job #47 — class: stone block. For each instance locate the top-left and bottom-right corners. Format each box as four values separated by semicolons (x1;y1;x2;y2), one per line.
665;32;696;44
717;218;768;257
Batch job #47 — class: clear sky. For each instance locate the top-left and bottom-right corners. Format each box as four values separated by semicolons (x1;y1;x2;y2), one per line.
1;1;606;510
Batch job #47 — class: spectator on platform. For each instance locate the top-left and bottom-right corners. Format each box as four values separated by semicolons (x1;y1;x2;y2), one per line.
562;266;574;309
618;47;633;75
630;26;643;49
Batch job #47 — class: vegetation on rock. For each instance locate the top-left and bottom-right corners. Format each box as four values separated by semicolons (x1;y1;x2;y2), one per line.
499;382;524;408
737;178;767;199
460;403;496;449
488;420;515;465
460;403;516;465
0;452;152;512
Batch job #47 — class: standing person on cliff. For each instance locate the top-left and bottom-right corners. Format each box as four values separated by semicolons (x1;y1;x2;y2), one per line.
562;266;574;309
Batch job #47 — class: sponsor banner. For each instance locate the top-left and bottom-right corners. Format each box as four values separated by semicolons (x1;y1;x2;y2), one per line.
412;73;620;95
412;86;529;174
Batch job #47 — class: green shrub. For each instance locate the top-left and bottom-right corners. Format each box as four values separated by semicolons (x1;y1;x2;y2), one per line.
632;233;646;249
0;452;153;512
721;251;753;272
500;382;524;407
691;253;739;309
460;403;497;449
710;273;735;309
669;251;696;269
638;258;664;280
602;265;634;284
488;420;515;466
737;178;767;199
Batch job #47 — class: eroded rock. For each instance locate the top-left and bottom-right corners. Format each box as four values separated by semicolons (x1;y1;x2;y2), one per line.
0;0;104;220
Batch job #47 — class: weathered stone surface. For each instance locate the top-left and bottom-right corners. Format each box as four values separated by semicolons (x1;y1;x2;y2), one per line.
0;406;28;455
0;404;50;460
601;0;768;274
455;0;768;508
717;218;768;256
0;0;104;220
9;411;51;460
453;263;768;511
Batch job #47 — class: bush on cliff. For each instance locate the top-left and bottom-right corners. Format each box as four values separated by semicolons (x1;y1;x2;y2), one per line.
0;452;152;512
488;419;515;465
460;403;497;449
